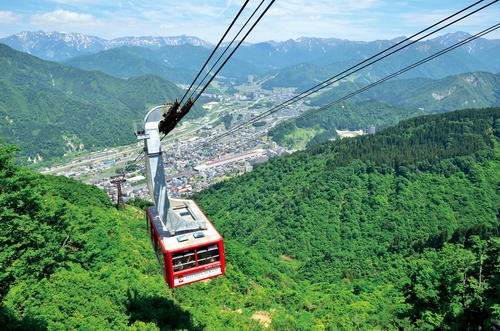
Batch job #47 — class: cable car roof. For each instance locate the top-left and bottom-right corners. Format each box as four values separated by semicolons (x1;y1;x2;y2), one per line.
148;199;222;252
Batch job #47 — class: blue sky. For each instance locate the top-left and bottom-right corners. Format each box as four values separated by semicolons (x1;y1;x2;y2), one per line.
1;0;499;43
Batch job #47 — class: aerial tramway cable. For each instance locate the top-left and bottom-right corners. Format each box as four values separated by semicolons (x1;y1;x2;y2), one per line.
179;0;251;106
205;0;498;145
109;145;146;188
289;22;500;125
206;0;497;144
185;0;267;103
159;0;274;141
190;0;275;104
118;0;275;178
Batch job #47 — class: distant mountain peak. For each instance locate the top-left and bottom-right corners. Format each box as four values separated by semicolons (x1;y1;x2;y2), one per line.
1;30;498;70
0;31;214;61
390;36;407;43
432;31;473;46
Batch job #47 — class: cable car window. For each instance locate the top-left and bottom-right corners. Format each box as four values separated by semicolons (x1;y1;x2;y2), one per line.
197;244;220;266
193;232;205;239
177;234;188;242
172;249;196;272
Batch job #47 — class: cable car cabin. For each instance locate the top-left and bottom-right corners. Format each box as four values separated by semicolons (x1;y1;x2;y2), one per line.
146;198;225;288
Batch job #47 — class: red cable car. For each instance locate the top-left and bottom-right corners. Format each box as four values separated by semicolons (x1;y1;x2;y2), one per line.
135;103;226;288
146;199;225;287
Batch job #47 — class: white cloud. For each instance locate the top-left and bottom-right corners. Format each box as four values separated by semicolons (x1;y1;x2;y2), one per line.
30;10;103;28
2;0;499;42
269;0;379;17
0;11;23;25
141;10;170;22
50;0;110;4
160;23;176;30
218;0;232;16
266;7;289;17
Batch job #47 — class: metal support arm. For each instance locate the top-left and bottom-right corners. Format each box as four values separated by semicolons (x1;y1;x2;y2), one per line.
136;104;206;235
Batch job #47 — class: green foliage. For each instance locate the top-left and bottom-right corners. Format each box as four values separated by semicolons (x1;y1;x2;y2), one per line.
126;197;154;209
0;143;201;330
402;238;500;330
325;109;495;170
0;145;67;300
221;113;233;129
251;121;267;127
271;99;422;148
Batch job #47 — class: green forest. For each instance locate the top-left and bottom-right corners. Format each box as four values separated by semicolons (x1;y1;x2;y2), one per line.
2;107;500;330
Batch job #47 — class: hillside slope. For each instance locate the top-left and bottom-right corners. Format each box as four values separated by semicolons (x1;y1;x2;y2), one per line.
62;46;198;84
2;107;500;330
310;71;500;112
0;44;206;165
259;45;494;91
0;141;298;330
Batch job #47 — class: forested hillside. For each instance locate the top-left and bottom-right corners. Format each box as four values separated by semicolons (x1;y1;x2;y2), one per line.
2;107;500;330
62;46;199;84
0;44;206;165
0;140;294;330
270;100;425;148
196;107;500;329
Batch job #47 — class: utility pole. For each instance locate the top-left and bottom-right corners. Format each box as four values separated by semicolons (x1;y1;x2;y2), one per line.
110;175;126;209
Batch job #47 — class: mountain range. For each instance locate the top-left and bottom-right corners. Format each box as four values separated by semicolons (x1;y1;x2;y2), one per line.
61;44;260;85
1;30;500;164
1;31;499;86
0;31;214;60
